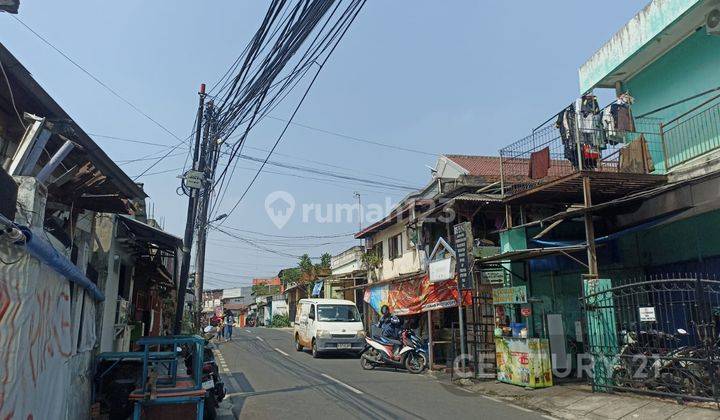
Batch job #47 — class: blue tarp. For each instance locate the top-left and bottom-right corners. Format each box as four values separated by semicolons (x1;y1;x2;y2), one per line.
311;280;323;297
18;226;105;301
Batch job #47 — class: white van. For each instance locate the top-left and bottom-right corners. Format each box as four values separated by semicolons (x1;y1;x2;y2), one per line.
293;298;365;358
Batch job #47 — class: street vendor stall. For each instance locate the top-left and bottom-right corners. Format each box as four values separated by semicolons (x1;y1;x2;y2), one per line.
492;285;553;388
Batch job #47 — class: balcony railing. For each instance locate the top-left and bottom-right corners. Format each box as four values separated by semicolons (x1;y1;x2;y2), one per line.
499;114;665;195
661;98;720;170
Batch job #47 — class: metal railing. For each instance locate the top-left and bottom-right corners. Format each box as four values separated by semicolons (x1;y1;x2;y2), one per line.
499;115;664;195
661;98;720;170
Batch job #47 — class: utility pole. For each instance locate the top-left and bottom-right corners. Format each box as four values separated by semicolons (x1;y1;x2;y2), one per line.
193;101;218;330
354;192;362;243
174;84;207;335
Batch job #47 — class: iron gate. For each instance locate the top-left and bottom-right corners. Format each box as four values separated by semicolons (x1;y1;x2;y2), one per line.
581;275;720;403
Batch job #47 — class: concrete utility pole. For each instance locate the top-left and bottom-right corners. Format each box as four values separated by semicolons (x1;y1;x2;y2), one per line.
193;102;217;329
174;84;207;335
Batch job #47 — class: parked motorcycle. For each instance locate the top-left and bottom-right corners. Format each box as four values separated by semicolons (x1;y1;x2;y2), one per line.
184;326;226;420
360;329;428;374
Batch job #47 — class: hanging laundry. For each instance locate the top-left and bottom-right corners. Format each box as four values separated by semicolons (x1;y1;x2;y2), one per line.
528;146;550;179
602;93;636;144
619;134;654;173
581;144;599;170
556;106;579;168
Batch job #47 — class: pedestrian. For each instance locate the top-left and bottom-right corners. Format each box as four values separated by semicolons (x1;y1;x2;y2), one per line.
224;310;235;341
217;313;225;341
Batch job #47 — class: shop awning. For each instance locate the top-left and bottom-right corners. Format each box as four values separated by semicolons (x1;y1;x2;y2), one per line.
117;215;182;251
476;245;587;264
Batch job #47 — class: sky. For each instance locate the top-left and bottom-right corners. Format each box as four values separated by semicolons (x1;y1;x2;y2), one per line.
0;1;647;289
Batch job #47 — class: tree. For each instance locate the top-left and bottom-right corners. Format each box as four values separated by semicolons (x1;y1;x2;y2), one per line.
252;284;270;296
319;253;331;269
279;267;301;287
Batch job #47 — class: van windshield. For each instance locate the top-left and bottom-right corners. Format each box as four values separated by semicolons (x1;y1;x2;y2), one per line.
317;304;361;322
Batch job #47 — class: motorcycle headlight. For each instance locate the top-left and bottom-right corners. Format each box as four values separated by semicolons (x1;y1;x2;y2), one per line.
317;330;331;338
356;330;366;338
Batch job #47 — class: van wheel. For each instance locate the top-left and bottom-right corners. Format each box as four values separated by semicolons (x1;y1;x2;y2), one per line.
312;339;320;358
294;335;303;351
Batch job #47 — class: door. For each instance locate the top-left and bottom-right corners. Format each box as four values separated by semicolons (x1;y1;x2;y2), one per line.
306;304;316;344
298;303;310;344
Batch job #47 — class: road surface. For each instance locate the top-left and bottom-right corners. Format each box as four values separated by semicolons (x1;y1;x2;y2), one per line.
213;327;547;419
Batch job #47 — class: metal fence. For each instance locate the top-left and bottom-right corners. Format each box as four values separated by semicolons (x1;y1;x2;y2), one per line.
662;99;720;170
499;115;664;196
581;274;720;404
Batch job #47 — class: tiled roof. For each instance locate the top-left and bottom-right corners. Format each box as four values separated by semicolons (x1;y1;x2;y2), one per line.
445;155;529;180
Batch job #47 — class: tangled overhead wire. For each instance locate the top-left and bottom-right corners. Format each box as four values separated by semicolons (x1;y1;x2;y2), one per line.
204;0;367;224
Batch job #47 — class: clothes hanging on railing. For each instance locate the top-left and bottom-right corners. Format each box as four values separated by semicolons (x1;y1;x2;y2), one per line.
556;94;603;169
528;146;550;179
601;93;635;144
619;134;654;173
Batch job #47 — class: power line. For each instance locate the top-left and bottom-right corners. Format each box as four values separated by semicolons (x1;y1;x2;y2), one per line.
266;115;439;157
11;15;186;146
217;1;367;225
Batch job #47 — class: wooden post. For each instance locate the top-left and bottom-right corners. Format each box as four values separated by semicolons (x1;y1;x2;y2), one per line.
582;176;598;277
505;204;513;229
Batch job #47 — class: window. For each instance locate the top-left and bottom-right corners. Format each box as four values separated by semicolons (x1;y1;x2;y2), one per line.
317;305;361;322
388;233;402;260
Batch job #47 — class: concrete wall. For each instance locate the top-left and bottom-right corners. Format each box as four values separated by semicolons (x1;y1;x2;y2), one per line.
0;177;97;420
368;222;424;282
626;29;720;169
331;246;364;275
578;0;701;93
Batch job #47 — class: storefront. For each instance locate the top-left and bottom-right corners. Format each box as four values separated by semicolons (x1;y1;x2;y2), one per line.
491;285;553;388
362;273;472;369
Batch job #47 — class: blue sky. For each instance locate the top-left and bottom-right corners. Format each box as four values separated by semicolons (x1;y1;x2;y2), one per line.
1;1;645;288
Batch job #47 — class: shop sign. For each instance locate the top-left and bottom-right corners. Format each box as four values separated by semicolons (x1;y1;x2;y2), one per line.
429;257;453;282
453;222;473;290
639;307;656;322
480;267;504;284
520;307;532;317
492;285;527;304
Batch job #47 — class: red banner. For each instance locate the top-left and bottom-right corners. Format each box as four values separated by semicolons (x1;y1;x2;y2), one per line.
366;274;471;315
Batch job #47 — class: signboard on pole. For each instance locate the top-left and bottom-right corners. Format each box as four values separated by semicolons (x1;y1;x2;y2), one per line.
453;222;473;290
492;285;528;304
429;257;454;282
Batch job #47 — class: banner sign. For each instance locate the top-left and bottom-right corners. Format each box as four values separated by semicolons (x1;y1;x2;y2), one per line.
453;222;473;290
364;274;471;315
492;285;527;304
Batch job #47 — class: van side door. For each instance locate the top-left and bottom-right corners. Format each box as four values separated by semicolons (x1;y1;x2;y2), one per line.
298;303;310;344
307;303;316;342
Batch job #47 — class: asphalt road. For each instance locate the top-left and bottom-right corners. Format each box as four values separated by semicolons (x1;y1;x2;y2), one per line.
214;327;547;420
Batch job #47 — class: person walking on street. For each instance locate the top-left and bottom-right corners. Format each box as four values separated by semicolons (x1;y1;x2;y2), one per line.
224;310;235;341
217;313;225;341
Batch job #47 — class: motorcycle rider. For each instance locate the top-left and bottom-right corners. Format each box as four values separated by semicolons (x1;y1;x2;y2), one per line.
377;305;402;356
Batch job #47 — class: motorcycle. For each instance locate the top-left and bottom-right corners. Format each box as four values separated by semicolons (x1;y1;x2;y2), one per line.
184;326;226;420
360;329;428;374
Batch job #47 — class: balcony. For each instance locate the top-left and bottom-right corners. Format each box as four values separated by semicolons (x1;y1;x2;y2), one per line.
499;111;668;204
661;98;720;170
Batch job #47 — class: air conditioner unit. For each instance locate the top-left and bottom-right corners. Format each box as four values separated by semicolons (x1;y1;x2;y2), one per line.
707;7;720;35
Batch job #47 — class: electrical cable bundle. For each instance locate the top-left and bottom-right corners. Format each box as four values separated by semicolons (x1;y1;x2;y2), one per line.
204;0;367;223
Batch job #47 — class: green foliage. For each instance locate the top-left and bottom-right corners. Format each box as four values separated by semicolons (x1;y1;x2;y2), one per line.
298;254;314;274
362;249;382;268
319;253;331;269
252;284;270;296
270;314;291;328
280;267;301;286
